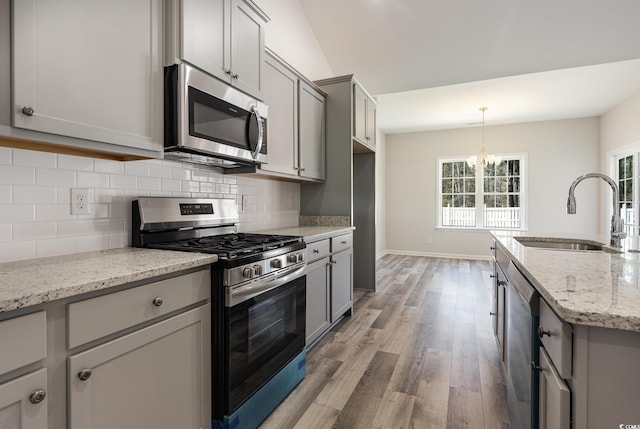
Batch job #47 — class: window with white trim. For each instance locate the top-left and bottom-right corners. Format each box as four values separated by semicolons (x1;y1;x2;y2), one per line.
611;149;639;240
438;155;526;230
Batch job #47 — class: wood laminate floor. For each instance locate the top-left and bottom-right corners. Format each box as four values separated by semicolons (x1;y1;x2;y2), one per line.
260;255;510;429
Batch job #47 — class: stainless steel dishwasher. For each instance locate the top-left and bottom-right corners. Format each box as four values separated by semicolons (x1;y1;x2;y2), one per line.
506;261;540;429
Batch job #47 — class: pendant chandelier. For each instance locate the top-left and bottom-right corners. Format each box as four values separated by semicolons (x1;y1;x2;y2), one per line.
467;107;501;169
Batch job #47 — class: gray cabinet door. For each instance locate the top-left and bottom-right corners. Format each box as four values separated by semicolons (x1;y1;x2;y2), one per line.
12;0;163;152
538;347;570;429
353;83;367;144
262;53;298;176
299;81;326;180
68;305;210;429
180;0;227;82
365;97;376;148
306;257;331;346
330;248;353;322
229;0;265;98
0;369;47;429
496;266;507;361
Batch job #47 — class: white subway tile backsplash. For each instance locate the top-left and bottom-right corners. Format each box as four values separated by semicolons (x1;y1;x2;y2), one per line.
77;171;110;188
58;220;94;236
161;178;181;192
12;185;57;204
136;176;161;191
36;168;75;187
110;174;137;190
0;224;12;242
0;204;35;223
148;163;172;179
0;148;300;262
124;161;150;176
13;222;57;241
58;154;94;171
36;204;75;221
0;185;10;203
95;159;124;174
0;241;36;263
13;149;56;168
0;147;11;164
36;237;77;258
0;166;35;185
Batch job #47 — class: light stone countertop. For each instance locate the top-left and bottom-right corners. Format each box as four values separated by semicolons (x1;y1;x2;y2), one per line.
0;248;217;314
492;231;640;332
252;225;355;243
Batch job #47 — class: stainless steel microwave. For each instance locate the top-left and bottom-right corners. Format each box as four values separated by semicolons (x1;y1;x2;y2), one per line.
164;63;268;167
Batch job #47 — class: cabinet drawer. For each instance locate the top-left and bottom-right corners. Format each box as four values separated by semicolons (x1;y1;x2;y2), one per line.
0;311;46;374
331;232;353;253
306;239;330;262
495;244;511;280
67;268;210;348
539;347;571;429
539;299;572;378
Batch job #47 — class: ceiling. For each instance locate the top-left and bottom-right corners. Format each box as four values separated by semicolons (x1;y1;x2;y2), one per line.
298;0;640;133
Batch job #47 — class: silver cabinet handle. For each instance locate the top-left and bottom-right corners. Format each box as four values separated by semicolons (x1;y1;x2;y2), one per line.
232;72;239;79
489;311;496;316
313;249;320;254
225;69;232;75
22;106;35;116
153;297;164;307
29;389;46;404
78;368;92;381
531;361;542;372
341;241;347;244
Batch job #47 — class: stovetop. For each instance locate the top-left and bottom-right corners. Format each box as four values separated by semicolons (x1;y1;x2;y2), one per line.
148;232;304;261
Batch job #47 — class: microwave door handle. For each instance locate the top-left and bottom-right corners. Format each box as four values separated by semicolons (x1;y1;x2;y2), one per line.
251;106;264;160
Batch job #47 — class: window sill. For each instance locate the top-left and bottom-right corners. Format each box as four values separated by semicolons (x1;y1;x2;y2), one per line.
436;227;528;233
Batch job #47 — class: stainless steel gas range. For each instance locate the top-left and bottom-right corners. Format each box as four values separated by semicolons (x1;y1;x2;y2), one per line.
132;197;307;429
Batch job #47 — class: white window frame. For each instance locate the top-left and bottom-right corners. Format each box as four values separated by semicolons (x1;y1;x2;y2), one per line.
437;153;528;231
608;142;640;240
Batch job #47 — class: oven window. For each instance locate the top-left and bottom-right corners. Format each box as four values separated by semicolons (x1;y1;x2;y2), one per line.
226;276;305;412
189;86;249;150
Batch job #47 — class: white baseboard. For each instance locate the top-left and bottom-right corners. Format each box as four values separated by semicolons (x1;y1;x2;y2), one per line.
383;249;492;262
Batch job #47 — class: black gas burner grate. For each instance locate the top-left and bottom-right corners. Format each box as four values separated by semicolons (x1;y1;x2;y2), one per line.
150;233;302;260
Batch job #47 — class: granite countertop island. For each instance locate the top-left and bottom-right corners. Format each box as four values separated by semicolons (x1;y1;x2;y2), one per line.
492;231;640;332
0;248;217;314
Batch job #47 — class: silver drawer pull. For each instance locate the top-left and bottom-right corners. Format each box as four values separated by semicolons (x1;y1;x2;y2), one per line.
341;241;347;244
313;249;320;254
530;361;542;372
153;297;164;307
78;368;92;381
29;389;46;404
22;106;35;116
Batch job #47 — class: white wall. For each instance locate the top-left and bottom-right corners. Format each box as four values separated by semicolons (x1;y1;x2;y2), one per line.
385;117;601;259
255;0;334;80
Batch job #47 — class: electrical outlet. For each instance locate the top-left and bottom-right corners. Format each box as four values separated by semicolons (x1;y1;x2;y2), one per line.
71;188;90;215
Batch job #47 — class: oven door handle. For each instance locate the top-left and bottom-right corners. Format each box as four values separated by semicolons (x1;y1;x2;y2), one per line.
226;264;306;307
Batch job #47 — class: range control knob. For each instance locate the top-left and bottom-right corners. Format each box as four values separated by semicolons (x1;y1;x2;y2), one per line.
297;253;304;262
242;267;254;279
287;254;298;263
253;265;263;276
271;259;282;269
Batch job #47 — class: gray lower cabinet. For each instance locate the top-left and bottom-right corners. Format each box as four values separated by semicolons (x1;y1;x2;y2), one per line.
330;246;353;323
68;304;210;429
0;369;48;429
305;257;331;346
538;347;570;429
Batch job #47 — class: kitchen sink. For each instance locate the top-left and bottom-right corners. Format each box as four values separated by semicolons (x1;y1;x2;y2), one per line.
514;237;621;253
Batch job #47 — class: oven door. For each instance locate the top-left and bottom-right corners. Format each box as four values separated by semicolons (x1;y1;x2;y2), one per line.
225;267;306;414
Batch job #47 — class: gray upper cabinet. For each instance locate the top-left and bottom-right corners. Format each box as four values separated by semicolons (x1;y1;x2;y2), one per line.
260;50;325;182
168;0;268;99
11;0;163;154
353;82;376;152
299;81;326;181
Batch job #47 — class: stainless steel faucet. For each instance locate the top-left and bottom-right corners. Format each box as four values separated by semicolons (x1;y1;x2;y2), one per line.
567;173;626;248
